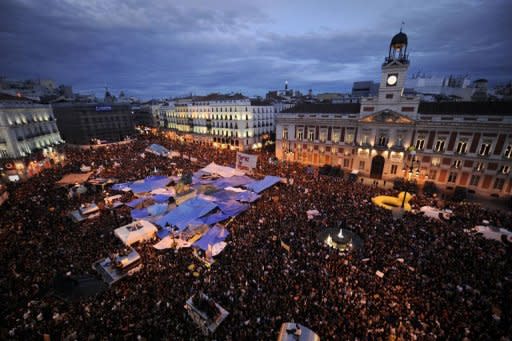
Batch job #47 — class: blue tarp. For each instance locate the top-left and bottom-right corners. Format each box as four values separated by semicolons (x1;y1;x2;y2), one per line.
147;203;168;216
153;194;172;203
147;144;169;156
157;229;170;239
236;191;261;203
131;208;149;219
210;190;239;202
245;176;281;194
126;197;146;208
131;176;170;194
200;211;231;225
212;176;254;189
217;200;249;217
155;197;218;230
193;225;230;251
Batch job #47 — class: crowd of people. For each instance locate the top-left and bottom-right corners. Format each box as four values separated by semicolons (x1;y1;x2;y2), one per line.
1;131;511;340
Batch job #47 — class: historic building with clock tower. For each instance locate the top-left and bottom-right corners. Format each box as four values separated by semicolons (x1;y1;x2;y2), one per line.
275;30;512;198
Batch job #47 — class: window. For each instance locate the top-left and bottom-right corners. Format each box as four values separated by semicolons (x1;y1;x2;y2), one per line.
475;162;484;172
308;130;315;141
428;169;437;180
396;135;403;147
297;130;304;140
434;139;445;152
415;137;425;150
378;135;387;146
452;160;462;169
456;141;467;154
386;94;394;99
447;172;457;183
493;178;505;190
500;165;510;174
319;130;327;143
391;164;398;175
469;175;480;186
345;133;354;144
479;143;491;156
504;144;512;159
282;128;288;140
431;157;441;167
332;131;340;143
362;135;369;144
343;159;350;168
359;161;365;170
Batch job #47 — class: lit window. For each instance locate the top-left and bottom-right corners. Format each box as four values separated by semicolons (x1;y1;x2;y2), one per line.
362;135;369;144
319;130;327;143
415;137;425;150
282;128;288;140
332;131;340;143
452;160;462;168
343;159;350;168
456;141;467;154
391;164;398;174
308;130;315;141
434;139;445;152
297;130;304;140
359;161;365;170
500;165;510;174
479;143;491;156
345;133;354;144
504;145;512;159
475;162;484;172
431;157;441;167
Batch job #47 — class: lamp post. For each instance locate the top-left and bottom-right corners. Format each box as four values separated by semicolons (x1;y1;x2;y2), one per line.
401;146;420;209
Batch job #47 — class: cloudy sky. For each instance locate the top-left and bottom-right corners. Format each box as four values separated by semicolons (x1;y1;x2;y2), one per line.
1;0;511;99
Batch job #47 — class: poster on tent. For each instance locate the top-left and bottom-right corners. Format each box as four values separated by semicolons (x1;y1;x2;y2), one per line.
236;152;258;173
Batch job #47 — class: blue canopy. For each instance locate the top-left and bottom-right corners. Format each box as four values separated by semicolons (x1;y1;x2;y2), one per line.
217;200;249;217
126;197;146;208
131;208;149;219
212;175;254;189
245;176;281;194
236;191;261;203
147;203;168;216
131;176;170;194
210;190;239;202
155;197;217;230
157;229;170;239
200;211;231;225
111;182;131;191
153;194;172;203
193;225;230;251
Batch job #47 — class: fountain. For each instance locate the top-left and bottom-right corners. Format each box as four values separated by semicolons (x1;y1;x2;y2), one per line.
316;224;363;254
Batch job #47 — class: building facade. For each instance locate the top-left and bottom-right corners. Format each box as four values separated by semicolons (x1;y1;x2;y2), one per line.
276;31;512;197
0;94;63;159
53;103;135;145
160;94;276;150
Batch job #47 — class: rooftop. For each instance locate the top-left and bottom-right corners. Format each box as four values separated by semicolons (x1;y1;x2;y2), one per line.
281;103;361;114
418;101;512;115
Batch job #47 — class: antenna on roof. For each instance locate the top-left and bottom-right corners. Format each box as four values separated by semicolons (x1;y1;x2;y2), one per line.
400;21;405;33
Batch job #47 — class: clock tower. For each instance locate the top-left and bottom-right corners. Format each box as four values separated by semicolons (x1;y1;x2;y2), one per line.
360;29;419;119
378;29;409;103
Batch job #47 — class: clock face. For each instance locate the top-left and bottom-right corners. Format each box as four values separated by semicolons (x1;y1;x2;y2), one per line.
387;74;398;86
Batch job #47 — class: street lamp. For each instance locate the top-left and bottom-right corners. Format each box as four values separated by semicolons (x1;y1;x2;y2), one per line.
401;146;420;208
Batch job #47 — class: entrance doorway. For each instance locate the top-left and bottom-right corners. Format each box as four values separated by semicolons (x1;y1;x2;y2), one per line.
370;155;385;179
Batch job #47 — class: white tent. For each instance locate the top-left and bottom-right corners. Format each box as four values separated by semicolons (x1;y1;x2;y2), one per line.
200;162;245;178
114;221;158;246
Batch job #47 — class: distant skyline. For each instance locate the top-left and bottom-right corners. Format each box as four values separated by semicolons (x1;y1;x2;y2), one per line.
1;0;511;99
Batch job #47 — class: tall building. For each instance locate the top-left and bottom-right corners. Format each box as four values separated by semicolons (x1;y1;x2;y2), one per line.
53;103;135;145
0;93;63;159
160;93;276;150
275;31;512;198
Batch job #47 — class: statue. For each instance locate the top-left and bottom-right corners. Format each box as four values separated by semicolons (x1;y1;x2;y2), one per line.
337;228;344;239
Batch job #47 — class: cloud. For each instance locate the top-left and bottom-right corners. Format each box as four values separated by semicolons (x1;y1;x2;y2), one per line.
0;0;510;99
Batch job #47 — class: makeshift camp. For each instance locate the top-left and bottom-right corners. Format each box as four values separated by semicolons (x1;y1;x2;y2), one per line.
114;221;158;245
200;162;245;178
212;175;254;189
93;248;142;285
193;225;230;251
185;293;229;335
56;171;93;186
245;175;281;194
156;197;217;230
69;203;100;223
145;143;169;157
111;176;170;194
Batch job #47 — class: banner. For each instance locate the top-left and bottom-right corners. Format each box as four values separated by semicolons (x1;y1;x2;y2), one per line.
236;152;258;173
